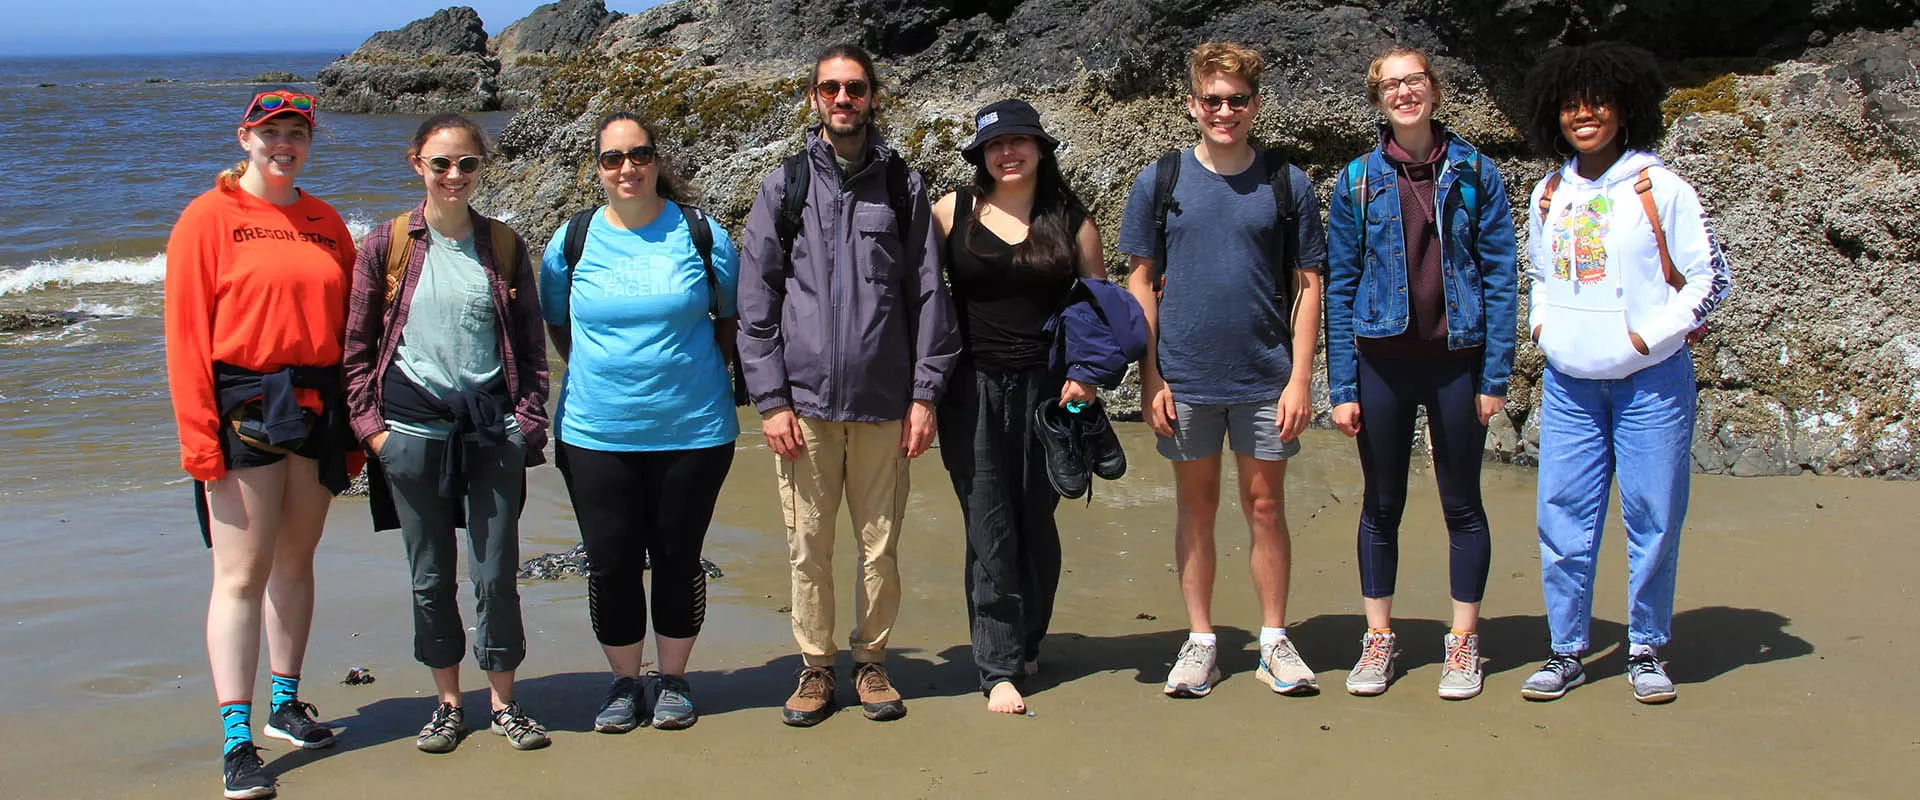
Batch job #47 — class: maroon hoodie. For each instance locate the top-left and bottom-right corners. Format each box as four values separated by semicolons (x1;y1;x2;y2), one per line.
1357;124;1477;362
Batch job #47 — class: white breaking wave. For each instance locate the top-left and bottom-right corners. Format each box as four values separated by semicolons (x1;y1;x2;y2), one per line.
0;254;167;296
1;212;381;298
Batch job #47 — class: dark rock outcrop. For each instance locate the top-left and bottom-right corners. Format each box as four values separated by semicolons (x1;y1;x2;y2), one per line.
0;310;88;332
317;7;500;113
492;0;626;109
466;0;1920;477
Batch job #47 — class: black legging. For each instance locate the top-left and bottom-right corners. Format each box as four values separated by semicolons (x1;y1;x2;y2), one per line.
557;441;734;645
1354;352;1492;603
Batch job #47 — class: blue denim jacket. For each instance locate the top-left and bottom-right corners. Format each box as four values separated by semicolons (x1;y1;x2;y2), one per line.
1325;127;1518;406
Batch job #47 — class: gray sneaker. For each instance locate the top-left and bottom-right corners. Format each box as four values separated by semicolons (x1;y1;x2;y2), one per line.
649;673;698;729
1345;631;1396;696
593;676;644;733
1256;636;1319;695
1163;640;1221;698
1520;653;1586;701
1626;652;1677;704
1437;632;1484;700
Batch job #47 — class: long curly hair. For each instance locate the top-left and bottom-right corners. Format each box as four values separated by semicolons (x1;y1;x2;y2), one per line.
1520;42;1668;159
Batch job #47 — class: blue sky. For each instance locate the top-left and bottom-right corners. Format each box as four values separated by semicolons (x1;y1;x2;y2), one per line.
0;1;662;56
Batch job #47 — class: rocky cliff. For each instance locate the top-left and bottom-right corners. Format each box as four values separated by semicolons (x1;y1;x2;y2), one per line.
317;2;621;112
445;0;1920;477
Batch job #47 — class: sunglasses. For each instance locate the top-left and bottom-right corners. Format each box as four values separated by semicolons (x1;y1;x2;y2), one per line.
597;146;657;171
243;90;315;125
814;79;870;101
1371;71;1431;96
420;155;484;174
1193;93;1252;113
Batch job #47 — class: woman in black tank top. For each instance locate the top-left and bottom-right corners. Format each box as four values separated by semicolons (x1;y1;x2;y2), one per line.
932;99;1107;715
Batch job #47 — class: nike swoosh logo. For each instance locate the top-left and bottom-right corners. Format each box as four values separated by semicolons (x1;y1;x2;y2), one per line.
307;215;323;221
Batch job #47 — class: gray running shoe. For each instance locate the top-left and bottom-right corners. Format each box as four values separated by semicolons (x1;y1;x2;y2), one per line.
650;673;699;730
489;702;550;750
593;676;644;733
1520;653;1586;701
1438;632;1484;700
1626;652;1677;704
1345;631;1396;696
414;702;463;754
1163;640;1221;698
1257;636;1319;695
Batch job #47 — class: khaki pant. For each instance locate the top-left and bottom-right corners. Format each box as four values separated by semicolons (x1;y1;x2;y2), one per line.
777;416;910;667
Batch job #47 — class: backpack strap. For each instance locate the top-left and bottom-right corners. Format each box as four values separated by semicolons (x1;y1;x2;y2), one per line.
1634;168;1685;291
885;152;913;240
1149;150;1183;291
950;186;976;264
1264;148;1299;338
775;152;810;271
382;214;412;308
561;206;599;289
1536;171;1562;225
683;205;721;318
485;218;519;298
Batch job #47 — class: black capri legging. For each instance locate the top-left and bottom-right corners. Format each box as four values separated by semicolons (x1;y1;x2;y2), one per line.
557;440;734;645
1354;352;1493;603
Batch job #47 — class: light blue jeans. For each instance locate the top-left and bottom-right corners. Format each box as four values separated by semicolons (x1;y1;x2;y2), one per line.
1536;350;1695;654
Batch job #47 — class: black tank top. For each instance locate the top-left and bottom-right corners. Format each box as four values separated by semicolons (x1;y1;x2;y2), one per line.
946;189;1077;372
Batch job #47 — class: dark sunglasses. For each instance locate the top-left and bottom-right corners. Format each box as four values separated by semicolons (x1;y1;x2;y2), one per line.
815;79;870;101
596;146;657;171
1193;93;1252;113
420;155;484;174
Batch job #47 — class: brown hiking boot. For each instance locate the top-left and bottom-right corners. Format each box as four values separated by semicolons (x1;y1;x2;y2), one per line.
782;666;836;727
854;662;907;721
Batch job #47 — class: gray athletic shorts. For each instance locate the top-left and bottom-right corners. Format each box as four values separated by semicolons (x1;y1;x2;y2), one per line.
1155;400;1302;462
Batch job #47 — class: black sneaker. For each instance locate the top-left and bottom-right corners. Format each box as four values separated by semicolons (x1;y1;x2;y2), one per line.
263;700;336;750
1032;402;1089;499
221;741;275;800
1074;403;1127;480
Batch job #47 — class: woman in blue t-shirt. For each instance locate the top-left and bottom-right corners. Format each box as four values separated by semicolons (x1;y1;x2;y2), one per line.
540;111;740;733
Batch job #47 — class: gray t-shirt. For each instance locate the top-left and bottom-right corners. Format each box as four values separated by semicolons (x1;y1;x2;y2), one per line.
1119;148;1326;405
389;227;512;439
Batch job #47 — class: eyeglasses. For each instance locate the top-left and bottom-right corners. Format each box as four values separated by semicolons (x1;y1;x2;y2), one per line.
1371;72;1431;96
1193;93;1252;113
420;155;484;174
243;90;315;125
596;146;657;171
815;79;870;101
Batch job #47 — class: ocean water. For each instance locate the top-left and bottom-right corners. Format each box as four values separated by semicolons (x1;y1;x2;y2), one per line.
0;53;511;498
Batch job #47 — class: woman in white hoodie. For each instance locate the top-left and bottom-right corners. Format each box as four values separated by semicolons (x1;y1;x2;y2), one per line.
1516;43;1731;705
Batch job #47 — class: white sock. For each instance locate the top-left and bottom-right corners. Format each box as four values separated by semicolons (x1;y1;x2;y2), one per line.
1628;643;1657;658
1259;627;1287;648
1187;631;1218;647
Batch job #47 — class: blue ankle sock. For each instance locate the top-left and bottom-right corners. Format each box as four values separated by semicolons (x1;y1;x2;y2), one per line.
270;673;299;711
220;702;252;754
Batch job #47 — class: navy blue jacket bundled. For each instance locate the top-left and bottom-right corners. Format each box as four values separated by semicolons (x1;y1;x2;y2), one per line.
1045;278;1148;388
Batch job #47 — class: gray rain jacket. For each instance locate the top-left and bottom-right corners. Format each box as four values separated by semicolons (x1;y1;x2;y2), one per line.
737;127;960;422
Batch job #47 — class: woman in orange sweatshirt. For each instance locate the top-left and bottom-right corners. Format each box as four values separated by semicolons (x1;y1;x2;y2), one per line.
164;90;356;800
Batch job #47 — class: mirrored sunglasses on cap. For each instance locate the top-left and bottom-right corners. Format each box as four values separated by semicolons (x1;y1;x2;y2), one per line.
242;90;315;127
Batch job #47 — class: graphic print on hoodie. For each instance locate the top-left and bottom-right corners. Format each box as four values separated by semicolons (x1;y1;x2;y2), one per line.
1553;195;1614;285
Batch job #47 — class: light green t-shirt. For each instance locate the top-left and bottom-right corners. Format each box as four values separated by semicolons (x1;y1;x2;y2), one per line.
387;226;516;440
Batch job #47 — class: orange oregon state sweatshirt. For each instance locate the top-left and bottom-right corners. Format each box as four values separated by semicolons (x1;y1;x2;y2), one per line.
164;186;357;481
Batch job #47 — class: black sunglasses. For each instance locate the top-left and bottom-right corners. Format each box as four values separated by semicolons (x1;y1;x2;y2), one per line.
421;155;483;174
597;146;657;171
1194;93;1253;113
814;79;870;100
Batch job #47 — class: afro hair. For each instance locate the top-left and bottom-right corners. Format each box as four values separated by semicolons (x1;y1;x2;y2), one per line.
1520;42;1669;159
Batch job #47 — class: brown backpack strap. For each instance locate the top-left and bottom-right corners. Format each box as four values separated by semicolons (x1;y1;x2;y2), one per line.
486;218;519;299
382;215;411;307
1536;171;1562;224
1634;168;1684;291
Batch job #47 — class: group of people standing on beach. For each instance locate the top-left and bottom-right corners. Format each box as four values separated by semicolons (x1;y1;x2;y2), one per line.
165;35;1730;800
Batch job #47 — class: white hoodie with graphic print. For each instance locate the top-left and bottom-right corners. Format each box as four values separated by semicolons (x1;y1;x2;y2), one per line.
1526;150;1732;380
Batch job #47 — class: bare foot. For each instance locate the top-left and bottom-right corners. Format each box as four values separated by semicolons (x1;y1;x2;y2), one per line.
1023;660;1039;678
986;681;1026;714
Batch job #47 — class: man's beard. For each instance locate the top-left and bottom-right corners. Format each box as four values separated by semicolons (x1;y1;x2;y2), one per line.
823;107;870;138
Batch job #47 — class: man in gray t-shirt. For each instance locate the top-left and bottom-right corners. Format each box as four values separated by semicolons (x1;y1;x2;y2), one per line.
1120;41;1327;700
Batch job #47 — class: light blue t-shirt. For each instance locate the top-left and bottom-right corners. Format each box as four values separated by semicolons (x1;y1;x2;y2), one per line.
1118;148;1327;405
539;202;740;451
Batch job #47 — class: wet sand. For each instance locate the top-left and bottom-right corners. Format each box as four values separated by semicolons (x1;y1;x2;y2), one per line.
3;419;1916;797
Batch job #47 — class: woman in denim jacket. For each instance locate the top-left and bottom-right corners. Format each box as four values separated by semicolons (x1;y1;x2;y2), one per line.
1324;46;1518;700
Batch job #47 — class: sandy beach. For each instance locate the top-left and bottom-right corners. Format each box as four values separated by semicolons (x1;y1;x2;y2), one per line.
2;417;1916;798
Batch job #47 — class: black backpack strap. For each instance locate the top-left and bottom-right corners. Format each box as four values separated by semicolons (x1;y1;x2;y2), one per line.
1149;150;1182;290
950;186;976;263
775;152;809;271
683;205;719;318
1264;148;1299;336
885;152;913;238
562;206;599;287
